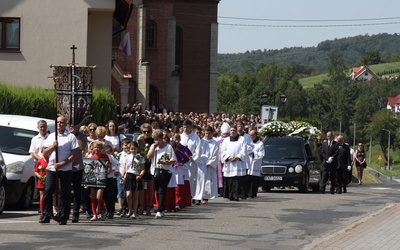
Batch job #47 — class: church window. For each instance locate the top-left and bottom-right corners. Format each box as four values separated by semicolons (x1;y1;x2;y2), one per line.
146;21;156;48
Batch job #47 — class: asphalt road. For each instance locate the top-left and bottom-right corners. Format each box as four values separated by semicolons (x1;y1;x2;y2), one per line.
1;181;400;250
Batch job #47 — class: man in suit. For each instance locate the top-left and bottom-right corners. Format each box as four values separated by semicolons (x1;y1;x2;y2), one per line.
335;135;352;194
319;131;339;194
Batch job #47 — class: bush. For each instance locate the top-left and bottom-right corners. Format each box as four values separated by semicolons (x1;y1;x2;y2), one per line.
0;83;116;125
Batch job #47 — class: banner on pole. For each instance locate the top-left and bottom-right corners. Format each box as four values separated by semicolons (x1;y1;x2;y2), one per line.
51;64;94;125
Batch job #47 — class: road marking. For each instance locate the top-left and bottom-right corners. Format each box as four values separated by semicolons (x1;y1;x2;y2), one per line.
369;187;391;190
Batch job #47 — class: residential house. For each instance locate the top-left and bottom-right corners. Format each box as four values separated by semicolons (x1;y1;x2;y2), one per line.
387;94;400;112
350;66;377;81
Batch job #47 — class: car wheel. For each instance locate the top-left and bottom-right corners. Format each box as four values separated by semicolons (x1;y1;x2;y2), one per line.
261;185;271;192
0;185;5;214
298;173;309;193
17;180;34;210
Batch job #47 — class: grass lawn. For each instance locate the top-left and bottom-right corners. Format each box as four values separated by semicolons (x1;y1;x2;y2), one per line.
355;144;400;183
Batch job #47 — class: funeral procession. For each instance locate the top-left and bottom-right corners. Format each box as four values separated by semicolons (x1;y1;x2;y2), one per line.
2;1;400;250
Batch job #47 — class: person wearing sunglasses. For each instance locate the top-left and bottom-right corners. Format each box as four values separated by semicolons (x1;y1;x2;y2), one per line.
137;123;154;215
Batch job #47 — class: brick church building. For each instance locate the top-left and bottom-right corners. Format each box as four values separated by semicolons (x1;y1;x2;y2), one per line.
111;0;219;114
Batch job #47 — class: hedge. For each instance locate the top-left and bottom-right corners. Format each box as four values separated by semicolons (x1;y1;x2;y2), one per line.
0;83;117;126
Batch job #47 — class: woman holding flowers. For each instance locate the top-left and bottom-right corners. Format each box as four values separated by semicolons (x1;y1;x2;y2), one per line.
147;129;177;219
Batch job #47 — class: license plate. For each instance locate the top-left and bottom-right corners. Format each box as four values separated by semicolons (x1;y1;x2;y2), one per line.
264;176;283;181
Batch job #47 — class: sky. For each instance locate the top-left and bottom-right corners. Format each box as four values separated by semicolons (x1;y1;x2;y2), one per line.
218;0;400;54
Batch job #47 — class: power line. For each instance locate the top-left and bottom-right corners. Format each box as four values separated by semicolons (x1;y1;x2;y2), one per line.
219;21;400;28
218;16;400;22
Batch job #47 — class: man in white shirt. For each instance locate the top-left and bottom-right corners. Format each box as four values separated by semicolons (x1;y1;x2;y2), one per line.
29;120;49;161
40;116;80;225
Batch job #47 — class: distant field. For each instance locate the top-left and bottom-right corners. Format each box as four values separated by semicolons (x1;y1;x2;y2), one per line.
299;61;400;87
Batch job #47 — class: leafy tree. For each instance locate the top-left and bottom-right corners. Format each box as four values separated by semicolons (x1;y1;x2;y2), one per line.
217;72;241;113
360;50;381;65
327;50;347;84
367;109;397;164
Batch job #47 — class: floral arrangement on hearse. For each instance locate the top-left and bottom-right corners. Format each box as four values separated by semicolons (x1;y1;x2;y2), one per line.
259;121;321;139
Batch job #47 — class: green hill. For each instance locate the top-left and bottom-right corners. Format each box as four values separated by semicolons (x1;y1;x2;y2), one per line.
299;61;400;87
218;33;400;74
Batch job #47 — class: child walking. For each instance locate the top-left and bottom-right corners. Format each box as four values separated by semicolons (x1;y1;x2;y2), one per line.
123;142;145;219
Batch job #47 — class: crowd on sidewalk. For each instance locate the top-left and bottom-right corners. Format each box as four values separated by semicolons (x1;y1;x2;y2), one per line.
31;107;266;225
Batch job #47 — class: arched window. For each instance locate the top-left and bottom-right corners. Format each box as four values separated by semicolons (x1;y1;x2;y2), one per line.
146;21;156;48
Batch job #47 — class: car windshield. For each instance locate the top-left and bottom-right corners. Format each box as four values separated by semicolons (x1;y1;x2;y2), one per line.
264;145;305;160
0;126;37;155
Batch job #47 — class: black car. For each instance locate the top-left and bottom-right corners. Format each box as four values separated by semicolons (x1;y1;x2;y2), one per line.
260;136;320;193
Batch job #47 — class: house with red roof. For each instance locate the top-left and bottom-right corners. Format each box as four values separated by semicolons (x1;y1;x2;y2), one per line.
387;94;400;112
350;66;378;81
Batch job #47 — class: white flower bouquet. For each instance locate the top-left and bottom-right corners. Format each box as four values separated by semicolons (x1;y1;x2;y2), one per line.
260;121;320;139
259;121;289;138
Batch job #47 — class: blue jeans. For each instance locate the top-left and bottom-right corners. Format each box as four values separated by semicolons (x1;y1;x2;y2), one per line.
116;176;125;199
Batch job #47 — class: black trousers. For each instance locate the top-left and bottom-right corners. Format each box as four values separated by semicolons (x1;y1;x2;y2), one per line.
225;176;245;200
247;175;261;198
153;171;172;212
104;177;116;213
336;168;348;190
320;166;336;192
43;170;72;221
72;169;83;217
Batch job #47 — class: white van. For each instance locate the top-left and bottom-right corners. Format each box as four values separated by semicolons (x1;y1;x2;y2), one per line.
0;115;54;209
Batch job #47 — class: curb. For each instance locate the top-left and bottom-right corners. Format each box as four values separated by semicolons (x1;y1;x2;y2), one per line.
305;203;396;250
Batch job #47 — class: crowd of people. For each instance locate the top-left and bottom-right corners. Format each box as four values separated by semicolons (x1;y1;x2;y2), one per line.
31;109;266;225
30;105;368;225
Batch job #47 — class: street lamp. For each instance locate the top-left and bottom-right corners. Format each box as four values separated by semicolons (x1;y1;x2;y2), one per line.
382;129;391;170
353;122;356;148
261;93;269;105
337;118;342;134
280;94;287;104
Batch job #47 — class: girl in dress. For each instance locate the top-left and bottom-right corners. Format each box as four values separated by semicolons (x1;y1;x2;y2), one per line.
354;143;367;185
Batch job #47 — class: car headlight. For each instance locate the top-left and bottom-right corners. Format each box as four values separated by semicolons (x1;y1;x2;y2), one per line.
7;161;24;175
288;167;294;173
295;165;303;173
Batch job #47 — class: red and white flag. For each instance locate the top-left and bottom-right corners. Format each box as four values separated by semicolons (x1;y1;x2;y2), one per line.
119;32;131;58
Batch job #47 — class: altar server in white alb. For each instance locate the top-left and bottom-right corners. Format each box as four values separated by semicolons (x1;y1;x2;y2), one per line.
180;119;201;200
192;126;210;205
202;125;218;204
221;124;247;201
247;129;265;198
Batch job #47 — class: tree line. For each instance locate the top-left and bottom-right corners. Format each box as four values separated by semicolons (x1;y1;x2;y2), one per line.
217;50;400;164
218;33;400;74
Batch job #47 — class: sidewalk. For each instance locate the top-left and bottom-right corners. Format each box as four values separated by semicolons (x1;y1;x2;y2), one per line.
308;203;400;250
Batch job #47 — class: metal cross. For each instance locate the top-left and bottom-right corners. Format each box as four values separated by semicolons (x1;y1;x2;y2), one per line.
70;45;77;64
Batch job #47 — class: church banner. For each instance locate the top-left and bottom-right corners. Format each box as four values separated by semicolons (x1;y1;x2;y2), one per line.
51;65;93;126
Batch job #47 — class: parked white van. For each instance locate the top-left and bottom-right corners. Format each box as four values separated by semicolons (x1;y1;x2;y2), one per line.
0;115;54;209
